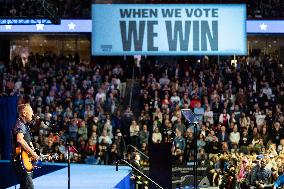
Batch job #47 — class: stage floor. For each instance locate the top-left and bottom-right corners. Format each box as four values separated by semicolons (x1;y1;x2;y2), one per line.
7;164;131;189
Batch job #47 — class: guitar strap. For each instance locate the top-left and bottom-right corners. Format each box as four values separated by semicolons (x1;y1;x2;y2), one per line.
26;123;33;144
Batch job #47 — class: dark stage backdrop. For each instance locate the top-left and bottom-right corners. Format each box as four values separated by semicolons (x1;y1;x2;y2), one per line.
149;143;172;189
0;95;18;160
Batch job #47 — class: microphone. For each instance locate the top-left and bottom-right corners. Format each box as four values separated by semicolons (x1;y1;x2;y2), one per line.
33;115;51;129
33;115;43;121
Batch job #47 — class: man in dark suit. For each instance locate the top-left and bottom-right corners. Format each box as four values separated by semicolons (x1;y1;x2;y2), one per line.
217;125;229;143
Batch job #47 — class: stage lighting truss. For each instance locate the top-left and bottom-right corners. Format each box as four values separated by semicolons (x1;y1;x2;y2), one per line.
0;18;53;25
0;0;60;25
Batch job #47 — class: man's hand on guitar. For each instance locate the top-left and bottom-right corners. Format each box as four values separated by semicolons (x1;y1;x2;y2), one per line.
47;154;53;161
31;151;40;161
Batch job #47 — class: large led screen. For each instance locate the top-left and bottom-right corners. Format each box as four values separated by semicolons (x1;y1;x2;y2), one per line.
92;4;247;56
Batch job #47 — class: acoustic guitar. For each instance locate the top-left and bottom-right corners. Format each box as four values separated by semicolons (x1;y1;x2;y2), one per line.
15;146;58;173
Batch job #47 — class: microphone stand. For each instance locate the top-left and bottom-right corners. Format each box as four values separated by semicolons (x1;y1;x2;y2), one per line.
32;116;78;189
56;133;78;189
181;109;199;189
192;122;198;189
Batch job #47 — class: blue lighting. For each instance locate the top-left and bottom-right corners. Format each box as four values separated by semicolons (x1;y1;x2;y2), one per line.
0;19;91;33
246;20;284;33
0;19;282;34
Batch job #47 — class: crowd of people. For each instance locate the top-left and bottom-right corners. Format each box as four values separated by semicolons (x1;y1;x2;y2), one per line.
1;52;284;187
147;0;284;19
0;0;91;18
0;0;283;19
0;1;284;188
136;55;284;188
247;0;284;19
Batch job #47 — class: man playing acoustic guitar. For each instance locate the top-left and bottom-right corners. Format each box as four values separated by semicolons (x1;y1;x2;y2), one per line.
12;103;39;189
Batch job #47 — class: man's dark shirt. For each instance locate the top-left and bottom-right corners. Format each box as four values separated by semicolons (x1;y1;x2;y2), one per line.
250;165;271;185
208;140;220;154
239;133;252;146
12;118;32;156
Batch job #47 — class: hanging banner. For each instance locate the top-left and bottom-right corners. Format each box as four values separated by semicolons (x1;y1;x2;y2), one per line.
92;4;246;56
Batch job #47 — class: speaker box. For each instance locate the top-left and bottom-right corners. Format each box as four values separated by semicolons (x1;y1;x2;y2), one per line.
149;143;172;189
0;40;10;64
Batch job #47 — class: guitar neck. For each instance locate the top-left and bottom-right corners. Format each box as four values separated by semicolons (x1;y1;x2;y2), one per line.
39;155;49;161
39;154;58;161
